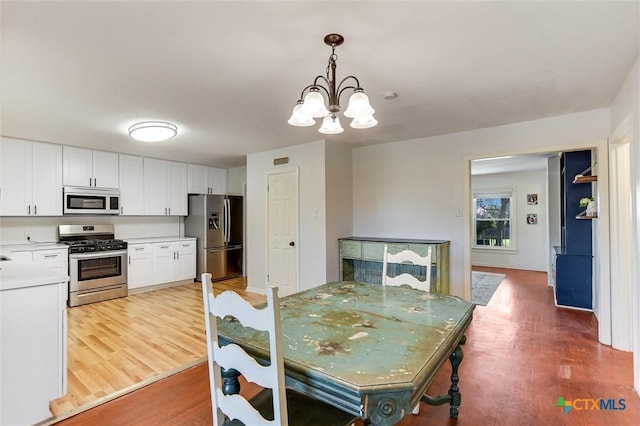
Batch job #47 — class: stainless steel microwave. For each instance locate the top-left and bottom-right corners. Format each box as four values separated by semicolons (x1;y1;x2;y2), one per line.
63;186;120;215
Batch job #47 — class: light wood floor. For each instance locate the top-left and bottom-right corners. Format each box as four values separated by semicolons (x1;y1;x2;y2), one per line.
50;277;263;418
55;268;640;425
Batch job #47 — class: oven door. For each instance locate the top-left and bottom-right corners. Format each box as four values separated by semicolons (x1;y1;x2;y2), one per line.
69;250;128;292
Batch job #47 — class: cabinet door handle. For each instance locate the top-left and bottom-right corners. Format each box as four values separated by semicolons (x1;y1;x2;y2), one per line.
120;206;123;214
89;178;92;187
134;247;144;251
94;178;97;187
34;205;37;215
28;205;31;215
168;207;171;215
173;252;176;260
128;256;131;265
159;245;169;249
177;252;180;260
164;207;167;215
43;254;58;258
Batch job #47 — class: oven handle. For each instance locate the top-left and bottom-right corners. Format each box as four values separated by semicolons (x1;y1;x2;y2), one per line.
69;249;128;260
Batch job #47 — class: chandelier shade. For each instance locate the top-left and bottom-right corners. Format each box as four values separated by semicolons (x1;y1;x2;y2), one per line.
287;33;377;134
319;114;344;134
344;90;375;118
350;114;378;129
287;102;316;127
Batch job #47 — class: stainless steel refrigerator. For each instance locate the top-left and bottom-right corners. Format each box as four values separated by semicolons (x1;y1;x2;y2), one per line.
185;194;243;281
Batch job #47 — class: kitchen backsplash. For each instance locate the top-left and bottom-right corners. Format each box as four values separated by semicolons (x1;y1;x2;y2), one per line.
0;216;182;244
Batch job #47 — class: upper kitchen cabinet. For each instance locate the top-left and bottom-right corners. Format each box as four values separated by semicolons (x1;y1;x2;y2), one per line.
63;146;119;189
0;138;63;216
118;154;145;215
143;158;188;216
187;164;227;195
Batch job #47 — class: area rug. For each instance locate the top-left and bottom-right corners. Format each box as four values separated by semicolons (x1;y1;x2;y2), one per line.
471;271;506;306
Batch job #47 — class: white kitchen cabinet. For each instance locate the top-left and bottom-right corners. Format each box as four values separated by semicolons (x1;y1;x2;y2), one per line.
118;154;145;215
0;138;63;216
0;266;67;426
63;146;119;188
143;158;187;216
167;161;188;215
152;242;176;284
33;248;69;275
127;243;153;289
151;240;196;285
3;247;69;275
187;164;227;195
175;240;196;280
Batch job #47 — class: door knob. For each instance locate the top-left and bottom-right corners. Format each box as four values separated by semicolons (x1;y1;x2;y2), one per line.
289;241;295;247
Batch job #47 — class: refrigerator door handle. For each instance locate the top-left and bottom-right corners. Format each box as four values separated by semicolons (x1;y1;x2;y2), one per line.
225;198;231;244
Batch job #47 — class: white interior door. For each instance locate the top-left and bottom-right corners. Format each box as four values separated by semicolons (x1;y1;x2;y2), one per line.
267;170;299;297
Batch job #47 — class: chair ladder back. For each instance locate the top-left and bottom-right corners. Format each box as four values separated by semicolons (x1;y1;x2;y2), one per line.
382;245;433;292
201;273;288;426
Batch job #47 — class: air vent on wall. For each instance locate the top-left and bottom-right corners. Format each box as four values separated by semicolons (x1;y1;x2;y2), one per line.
273;157;289;166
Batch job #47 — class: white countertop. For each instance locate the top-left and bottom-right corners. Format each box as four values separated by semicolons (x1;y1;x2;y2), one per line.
125;236;197;244
0;242;68;252
0;259;69;291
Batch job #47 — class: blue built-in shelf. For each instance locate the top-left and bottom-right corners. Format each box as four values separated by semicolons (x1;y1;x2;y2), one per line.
555;150;594;310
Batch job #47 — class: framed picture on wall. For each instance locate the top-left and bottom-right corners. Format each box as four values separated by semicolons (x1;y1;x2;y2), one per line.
527;193;538;205
526;213;537;225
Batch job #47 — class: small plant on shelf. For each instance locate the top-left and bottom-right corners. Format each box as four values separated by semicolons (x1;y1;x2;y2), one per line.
579;197;597;217
579;197;594;207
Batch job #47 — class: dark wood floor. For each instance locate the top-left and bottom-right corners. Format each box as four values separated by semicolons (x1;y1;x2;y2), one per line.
55;267;640;425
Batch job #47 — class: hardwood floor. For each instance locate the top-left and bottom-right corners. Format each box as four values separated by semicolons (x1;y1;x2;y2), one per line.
52;269;640;425
49;277;261;418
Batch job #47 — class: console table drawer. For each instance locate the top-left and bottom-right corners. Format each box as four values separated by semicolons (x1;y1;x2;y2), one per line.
340;241;362;259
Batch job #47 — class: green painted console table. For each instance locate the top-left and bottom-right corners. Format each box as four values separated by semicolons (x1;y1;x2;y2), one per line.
217;281;474;425
339;237;450;294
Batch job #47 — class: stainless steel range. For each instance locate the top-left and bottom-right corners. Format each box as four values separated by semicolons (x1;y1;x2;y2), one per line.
59;224;128;307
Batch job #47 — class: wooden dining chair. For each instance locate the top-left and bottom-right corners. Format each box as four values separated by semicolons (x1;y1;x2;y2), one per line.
381;244;433;292
201;273;357;426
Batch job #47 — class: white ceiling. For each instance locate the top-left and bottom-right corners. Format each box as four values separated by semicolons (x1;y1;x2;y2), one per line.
2;1;638;168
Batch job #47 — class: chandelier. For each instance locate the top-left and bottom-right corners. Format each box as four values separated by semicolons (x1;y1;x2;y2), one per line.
287;34;377;135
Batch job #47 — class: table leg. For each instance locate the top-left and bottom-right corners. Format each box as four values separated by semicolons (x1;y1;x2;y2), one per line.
221;368;241;395
420;334;467;418
448;335;465;418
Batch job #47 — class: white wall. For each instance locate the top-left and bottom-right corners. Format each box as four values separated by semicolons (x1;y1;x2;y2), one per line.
609;56;640;392
0;216;181;244
325;142;353;282
471;169;548;271
547;156;561;285
353;108;610;299
246;140;328;294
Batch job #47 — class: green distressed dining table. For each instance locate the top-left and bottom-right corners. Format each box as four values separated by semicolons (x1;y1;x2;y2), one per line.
216;281;475;426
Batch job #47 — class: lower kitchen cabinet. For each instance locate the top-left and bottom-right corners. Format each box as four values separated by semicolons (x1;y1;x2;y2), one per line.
127;238;196;290
1;246;68;275
0;265;67;426
127;243;153;289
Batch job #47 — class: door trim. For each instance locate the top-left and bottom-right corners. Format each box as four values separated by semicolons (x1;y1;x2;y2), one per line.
266;167;300;296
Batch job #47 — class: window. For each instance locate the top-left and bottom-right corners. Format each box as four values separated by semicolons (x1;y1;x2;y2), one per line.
473;190;514;249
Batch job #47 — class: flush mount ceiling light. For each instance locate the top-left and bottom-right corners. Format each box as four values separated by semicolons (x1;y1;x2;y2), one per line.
128;121;178;142
288;34;377;134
